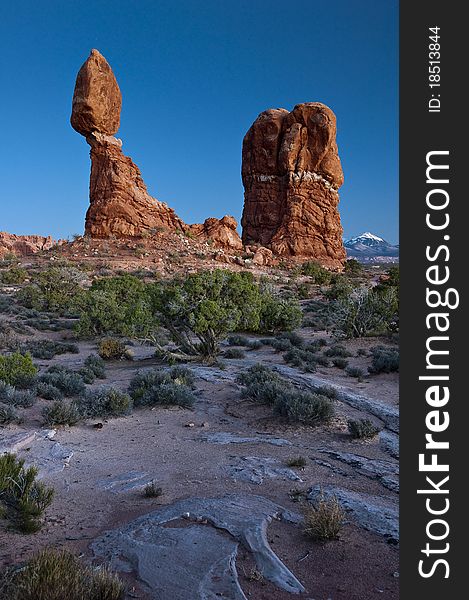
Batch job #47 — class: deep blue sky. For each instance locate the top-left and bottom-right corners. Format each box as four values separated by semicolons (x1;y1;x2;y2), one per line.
0;0;398;244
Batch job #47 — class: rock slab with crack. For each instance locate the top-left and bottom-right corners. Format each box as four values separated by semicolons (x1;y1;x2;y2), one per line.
92;494;305;598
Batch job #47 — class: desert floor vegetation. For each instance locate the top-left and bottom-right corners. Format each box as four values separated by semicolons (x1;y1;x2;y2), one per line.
0;260;399;599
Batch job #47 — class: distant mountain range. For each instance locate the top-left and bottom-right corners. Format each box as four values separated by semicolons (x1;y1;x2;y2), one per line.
344;232;399;262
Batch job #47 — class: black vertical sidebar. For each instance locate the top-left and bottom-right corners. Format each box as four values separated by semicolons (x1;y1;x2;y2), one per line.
400;2;466;597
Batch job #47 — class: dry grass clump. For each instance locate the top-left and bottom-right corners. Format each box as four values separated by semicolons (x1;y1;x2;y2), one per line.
0;548;124;600
142;480;163;498
304;494;345;541
98;338;131;361
347;418;381;439
0;454;54;533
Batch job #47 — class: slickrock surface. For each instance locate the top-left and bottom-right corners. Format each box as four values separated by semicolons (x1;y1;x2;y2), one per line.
241;103;346;267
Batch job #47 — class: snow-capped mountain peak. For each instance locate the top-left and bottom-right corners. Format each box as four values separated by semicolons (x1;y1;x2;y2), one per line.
346;232;385;245
344;231;399;262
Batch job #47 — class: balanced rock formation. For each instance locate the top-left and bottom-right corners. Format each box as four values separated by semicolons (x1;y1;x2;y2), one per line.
0;232;59;258
71;49;243;250
241;102;346;266
71;50;184;238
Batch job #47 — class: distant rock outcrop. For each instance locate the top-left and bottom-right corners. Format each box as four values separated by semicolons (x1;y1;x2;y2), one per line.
241;102;346;267
71;49;243;250
189;216;243;251
0;232;59;257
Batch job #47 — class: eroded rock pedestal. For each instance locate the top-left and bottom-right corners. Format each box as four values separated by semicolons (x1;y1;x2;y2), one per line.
71;49;242;248
241;103;346;267
85;132;185;237
71;50;185;238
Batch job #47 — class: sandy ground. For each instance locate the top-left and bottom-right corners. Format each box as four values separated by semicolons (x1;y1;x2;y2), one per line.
0;320;398;599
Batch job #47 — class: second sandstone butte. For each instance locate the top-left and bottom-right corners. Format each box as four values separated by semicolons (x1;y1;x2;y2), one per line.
241;102;346;267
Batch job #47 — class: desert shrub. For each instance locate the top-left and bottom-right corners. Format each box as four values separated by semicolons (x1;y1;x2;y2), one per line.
83;354;106;379
269;338;293;352
16;267;86;313
77;387;133;418
15;285;44;311
138;382;195;408
348;418;381;439
247;339;262;350
274;390;334;425
236;364;283;388
276;331;304;347
77;367;96;384
0;381;15;403
0;266;28;285
331;287;398;338
0;453;54;533
97;338;130;360
42;400;81;426
302;299;335;331
286;456;307;468
332;358;348;369
0;403;19;425
0;548;124;600
23;316;74;332
35;381;63;401
128;369;170;402
0;352;37;386
323;276;355;301
324;345;351;358
310;384;338;400
258;295;302;334
306;338;328;351
238;366;334;426
301;261;332;284
0;387;35;408
241;380;288;405
143;481;163;498
304;494;344;541
224;348;246;359
375;265;399;292
345;366;365;380
344;259;364;276
227;335;249;346
75;274;155;338
39;366;85;397
283;348;319;372
20;339;79;360
168;365;195;387
369;346;399;373
129;369;195;408
356;348;369;357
